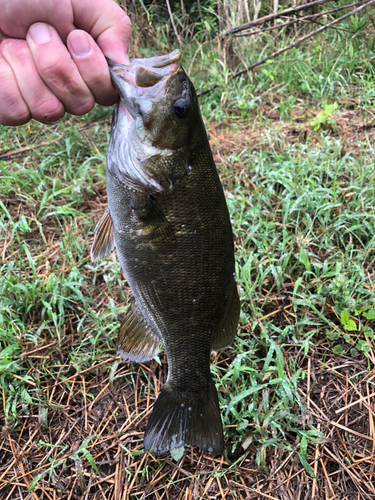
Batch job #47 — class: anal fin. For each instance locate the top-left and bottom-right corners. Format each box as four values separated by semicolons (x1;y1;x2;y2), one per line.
212;282;240;351
117;297;161;362
91;209;115;261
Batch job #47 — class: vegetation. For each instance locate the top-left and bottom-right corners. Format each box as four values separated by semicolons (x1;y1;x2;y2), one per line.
1;1;375;498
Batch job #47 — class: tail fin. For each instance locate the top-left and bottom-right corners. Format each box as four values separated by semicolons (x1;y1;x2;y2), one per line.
144;381;223;456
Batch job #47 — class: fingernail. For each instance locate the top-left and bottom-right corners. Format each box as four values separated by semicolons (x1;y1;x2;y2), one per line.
29;23;52;45
70;32;90;57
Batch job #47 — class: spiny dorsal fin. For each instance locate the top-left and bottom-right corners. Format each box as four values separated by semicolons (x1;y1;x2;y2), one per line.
212;282;240;351
91;209;115;261
117;296;161;362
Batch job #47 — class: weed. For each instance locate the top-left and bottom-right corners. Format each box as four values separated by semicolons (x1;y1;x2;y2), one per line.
310;102;339;132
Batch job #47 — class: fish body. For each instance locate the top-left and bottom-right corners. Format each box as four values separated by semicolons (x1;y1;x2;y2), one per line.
91;51;240;455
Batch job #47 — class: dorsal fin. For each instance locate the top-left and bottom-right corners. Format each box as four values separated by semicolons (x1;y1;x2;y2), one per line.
90;209;115;261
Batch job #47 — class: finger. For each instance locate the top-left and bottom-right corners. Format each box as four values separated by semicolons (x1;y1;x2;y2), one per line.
0;0;131;63
72;0;131;64
26;23;95;116
1;39;65;123
0;0;74;41
67;30;117;107
0;52;30;125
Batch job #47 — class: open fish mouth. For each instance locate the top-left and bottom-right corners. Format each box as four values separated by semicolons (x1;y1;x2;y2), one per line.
108;49;182;114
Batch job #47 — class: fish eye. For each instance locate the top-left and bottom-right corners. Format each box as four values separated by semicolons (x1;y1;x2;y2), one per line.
174;98;189;119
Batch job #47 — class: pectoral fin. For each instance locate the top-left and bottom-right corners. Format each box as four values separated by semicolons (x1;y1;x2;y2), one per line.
117;296;161;362
212;282;240;350
91;209;116;261
133;196;176;248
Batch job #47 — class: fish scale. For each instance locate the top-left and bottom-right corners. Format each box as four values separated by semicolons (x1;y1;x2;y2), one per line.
91;50;240;456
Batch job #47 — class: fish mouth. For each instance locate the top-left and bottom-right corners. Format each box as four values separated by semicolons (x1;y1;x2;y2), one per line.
108;49;182;116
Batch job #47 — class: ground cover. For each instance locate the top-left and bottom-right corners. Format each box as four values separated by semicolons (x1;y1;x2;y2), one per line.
1;12;375;500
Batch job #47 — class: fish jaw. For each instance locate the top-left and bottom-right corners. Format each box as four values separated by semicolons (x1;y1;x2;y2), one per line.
108;50;182;120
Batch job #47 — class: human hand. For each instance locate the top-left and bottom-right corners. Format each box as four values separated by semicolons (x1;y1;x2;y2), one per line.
0;0;131;125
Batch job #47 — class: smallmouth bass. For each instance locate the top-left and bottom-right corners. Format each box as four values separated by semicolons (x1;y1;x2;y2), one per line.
91;50;240;455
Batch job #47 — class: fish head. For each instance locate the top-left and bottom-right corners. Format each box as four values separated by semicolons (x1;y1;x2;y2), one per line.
108;50;202;192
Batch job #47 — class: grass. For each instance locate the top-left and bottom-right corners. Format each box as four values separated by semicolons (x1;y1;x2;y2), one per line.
1;11;375;499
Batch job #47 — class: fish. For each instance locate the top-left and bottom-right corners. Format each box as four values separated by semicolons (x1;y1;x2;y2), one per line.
91;50;240;456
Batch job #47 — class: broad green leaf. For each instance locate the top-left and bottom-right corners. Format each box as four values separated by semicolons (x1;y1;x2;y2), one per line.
340;310;350;324
171;445;184;462
364;308;375;320
343;320;356;331
356;340;371;353
28;472;44;491
332;345;343;355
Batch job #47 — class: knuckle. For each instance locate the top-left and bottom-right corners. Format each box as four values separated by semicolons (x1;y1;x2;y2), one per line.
68;97;95;116
38;57;83;95
0;66;30;125
38;58;92;104
33;53;95;116
0;38;15;52
37;56;64;82
0;56;13;79
0;39;12;54
1;38;27;56
84;72;110;98
120;12;132;31
6;101;30;123
0;104;30;125
33;97;64;123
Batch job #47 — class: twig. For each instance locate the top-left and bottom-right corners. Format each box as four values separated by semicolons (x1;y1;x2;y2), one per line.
197;0;202;23
233;0;368;38
0;138;61;159
319;458;335;497
128;452;148;492
165;0;181;45
312;424;321;499
258;303;293;321
198;0;375;97
84;471;94;500
224;0;335;35
335;391;375;414
323;446;369;495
